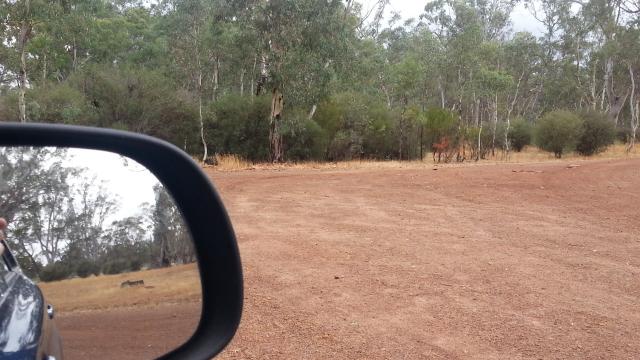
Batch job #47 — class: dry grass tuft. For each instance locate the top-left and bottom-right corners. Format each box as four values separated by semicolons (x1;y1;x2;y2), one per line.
203;143;640;172
199;154;254;171
38;263;201;313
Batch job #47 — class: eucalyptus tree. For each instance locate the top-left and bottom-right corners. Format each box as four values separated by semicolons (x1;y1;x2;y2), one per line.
0;0;64;122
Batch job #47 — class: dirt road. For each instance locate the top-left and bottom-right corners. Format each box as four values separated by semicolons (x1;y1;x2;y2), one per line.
59;158;640;359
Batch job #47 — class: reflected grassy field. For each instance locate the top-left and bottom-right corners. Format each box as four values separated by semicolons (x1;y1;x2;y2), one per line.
38;263;201;313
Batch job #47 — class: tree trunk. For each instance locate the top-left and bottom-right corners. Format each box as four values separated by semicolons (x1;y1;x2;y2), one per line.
308;104;317;120
251;54;257;99
212;56;219;102
42;54;47;83
269;88;284;162
505;70;525;155
419;125;424;161
491;93;498;156
18;14;31;123
629;64;639;153
438;76;445;108
240;68;245;96
198;69;208;162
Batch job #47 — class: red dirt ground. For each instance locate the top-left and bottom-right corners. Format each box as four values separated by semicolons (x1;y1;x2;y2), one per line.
58;158;640;359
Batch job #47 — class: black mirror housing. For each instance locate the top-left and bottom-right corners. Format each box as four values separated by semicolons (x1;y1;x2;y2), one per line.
0;123;243;359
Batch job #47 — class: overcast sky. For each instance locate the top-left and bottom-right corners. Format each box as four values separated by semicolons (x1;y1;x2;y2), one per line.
69;149;160;221
360;0;544;35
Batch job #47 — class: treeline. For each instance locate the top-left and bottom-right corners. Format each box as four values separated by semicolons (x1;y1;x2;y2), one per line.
1;0;639;162
0;148;195;282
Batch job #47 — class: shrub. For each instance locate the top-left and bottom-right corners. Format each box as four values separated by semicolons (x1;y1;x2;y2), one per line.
508;118;533;152
102;259;130;275
615;127;632;144
535;110;583;158
39;262;72;282
75;260;101;278
129;259;143;272
207;94;271;162
576;112;615;156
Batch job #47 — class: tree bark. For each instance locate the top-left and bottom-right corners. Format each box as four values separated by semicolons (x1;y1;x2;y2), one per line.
491;93;498;156
18;8;31;123
212;56;219;102
240;68;245;96
270;88;284;162
629;64;639;153
197;68;208;162
308;104;317;121
505;70;525;154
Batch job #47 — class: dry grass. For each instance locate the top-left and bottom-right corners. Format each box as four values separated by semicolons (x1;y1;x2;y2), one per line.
38;263;201;313
204;143;640;172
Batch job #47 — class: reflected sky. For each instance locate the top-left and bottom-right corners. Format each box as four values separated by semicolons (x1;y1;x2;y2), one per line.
68;149;160;219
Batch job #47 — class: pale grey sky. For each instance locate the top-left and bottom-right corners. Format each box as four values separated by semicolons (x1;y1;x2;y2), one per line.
361;0;544;36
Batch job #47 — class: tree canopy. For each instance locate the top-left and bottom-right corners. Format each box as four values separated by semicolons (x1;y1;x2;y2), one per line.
1;0;639;161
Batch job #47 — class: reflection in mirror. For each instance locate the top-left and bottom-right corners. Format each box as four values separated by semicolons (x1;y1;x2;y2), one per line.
0;147;201;360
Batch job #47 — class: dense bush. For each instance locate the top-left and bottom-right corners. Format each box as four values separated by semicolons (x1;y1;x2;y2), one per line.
315;92;393;160
207;94;271;162
102;259;131;275
535;110;583;158
75;260;101;278
576;112;615;156
615;127;632;144
26;84;97;124
508;118;533;152
39;262;72;282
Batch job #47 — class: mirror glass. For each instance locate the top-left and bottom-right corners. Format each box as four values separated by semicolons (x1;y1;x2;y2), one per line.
0;147;201;360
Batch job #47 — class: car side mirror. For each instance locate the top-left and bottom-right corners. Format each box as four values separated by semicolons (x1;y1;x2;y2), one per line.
0;123;243;359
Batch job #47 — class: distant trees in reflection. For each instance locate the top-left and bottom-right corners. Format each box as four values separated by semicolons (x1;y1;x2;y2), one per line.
0;147;195;281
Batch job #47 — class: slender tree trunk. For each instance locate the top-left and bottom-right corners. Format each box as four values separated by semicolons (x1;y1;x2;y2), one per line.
72;37;78;71
251;54;257;100
629;64;639;153
419;126;424;161
212;56;219;102
197;68;208;162
491;93;498;156
505;70;525;155
240;68;245;96
308;104;317;120
591;61;598;110
42;54;47;83
18;11;31;123
438;76;445;108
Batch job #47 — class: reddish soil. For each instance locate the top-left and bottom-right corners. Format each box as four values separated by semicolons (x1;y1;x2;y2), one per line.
59;158;640;359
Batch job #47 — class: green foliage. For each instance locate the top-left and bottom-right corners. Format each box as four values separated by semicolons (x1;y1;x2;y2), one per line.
423;108;457;145
102;259;131;275
208;95;271;162
576;112;616;156
535;110;583;158
314;92;393;160
75;260;101;278
26;84;97;124
39;262;72;282
508;118;533;152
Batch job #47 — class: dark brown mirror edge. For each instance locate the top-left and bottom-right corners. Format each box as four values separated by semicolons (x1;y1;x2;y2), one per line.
0;123;243;360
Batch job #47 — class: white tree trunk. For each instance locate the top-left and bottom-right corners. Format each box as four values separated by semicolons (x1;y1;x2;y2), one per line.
629;64;639;153
198;68;208;162
505;70;525;154
18;13;31;123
